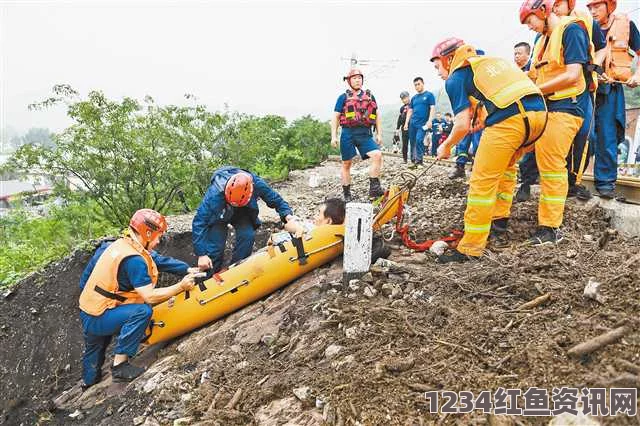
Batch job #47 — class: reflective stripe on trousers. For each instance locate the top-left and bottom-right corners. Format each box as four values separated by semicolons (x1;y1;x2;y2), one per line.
457;111;547;257
535;112;583;228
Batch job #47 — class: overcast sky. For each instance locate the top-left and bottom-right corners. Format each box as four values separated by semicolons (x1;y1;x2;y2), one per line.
1;0;639;139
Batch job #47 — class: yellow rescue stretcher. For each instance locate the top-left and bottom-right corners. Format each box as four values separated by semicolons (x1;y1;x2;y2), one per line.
145;189;406;345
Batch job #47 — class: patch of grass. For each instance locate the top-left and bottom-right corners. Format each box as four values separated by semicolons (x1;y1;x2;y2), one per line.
0;200;117;289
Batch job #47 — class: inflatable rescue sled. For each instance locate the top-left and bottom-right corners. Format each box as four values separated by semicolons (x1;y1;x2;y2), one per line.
145;185;407;344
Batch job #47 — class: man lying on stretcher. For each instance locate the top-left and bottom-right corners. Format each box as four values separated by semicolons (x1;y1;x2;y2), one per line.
269;198;346;245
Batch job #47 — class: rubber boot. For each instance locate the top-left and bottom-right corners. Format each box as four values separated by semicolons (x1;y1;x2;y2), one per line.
342;185;352;203
515;184;531;202
111;361;145;383
448;164;465;179
489;218;509;249
368;177;385;199
436;249;477;263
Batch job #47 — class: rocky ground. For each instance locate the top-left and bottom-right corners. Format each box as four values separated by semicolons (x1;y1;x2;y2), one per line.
1;156;639;425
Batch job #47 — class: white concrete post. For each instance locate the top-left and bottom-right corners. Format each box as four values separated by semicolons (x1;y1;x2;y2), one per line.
343;202;373;276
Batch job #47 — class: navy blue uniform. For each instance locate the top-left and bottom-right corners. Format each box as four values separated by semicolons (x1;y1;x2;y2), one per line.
192;166;293;272
79;241;189;387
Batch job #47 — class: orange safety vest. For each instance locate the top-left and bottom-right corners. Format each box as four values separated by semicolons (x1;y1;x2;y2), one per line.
449;45;542;129
79;237;158;316
531;16;593;100
602;13;634;82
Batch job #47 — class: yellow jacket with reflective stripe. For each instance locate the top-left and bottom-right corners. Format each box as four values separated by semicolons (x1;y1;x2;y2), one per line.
531;16;592;101
448;45;541;119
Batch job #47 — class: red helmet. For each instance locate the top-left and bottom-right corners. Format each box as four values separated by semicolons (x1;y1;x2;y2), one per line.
343;68;364;82
520;0;554;24
130;208;167;246
586;0;616;14
225;172;254;207
430;37;465;71
554;0;576;12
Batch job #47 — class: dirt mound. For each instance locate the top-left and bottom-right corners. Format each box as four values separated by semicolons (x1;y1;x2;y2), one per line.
3;157;640;425
0;221;276;425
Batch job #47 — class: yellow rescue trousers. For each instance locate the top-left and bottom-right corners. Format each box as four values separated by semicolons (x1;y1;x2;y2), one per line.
457;111;547;257
535;112;583;228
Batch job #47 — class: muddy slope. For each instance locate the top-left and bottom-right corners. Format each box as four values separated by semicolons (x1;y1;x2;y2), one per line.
3;157;640;425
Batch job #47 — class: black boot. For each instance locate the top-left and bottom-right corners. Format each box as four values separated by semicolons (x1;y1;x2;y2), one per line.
489;218;510;249
515;184;531;202
368;177;385;199
342;185;352;203
436;249;477;264
524;226;564;246
111;361;145;383
448;164;466;179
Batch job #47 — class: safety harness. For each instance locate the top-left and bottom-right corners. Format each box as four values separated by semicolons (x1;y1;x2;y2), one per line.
339;89;378;127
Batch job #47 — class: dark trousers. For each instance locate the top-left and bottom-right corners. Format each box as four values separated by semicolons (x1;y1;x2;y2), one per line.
567;94;594;187
207;211;256;273
519;151;539;186
80;303;153;386
401;130;409;162
431;132;442;156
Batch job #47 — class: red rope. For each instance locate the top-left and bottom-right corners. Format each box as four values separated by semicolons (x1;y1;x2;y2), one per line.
393;197;463;252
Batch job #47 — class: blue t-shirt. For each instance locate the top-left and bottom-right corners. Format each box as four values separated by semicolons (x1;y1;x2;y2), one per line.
445;66;545;127
543;23;591;116
409;91;435;126
79;241;190;292
592;20;606;50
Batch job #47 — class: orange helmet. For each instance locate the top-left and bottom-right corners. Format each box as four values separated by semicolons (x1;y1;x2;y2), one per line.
555;0;576;12
225;172;254;207
520;0;554;24
586;0;616;14
129;208;167;246
343;68;364;82
430;37;465;71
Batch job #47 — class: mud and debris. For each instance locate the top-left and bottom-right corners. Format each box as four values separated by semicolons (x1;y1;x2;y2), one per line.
1;156;639;425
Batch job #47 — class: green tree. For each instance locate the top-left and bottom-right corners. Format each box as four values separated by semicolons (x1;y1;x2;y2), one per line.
10;85;227;226
7;86;332;226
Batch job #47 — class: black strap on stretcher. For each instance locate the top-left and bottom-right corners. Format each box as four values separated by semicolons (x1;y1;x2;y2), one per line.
290;236;308;265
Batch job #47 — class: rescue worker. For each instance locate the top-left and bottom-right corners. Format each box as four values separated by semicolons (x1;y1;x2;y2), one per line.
554;0;608;201
78;209;197;389
431;38;547;262
403;77;436;168
521;0;592;244
587;0;640;199
514;41;540;202
192;166;305;273
331;69;385;201
395;91;411;163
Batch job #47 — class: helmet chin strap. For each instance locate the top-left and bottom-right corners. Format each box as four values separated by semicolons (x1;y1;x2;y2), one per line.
128;228;150;250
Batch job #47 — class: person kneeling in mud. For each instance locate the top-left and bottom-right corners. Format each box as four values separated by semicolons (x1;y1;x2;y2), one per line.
78;209;200;389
